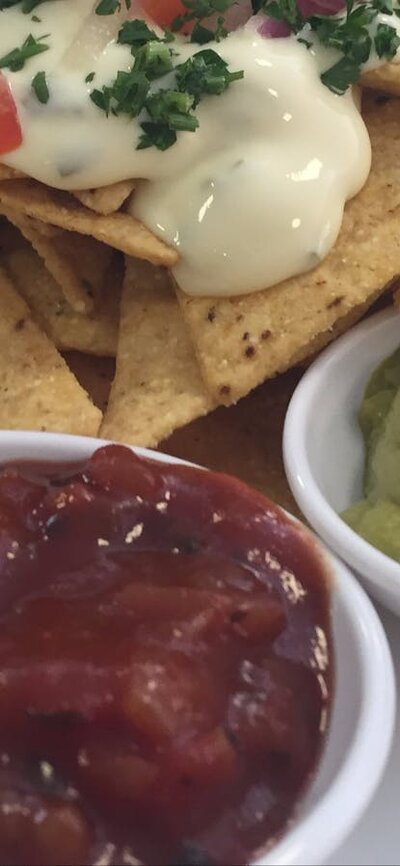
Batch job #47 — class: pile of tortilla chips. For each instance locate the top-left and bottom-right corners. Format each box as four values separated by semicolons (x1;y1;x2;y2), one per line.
0;84;399;448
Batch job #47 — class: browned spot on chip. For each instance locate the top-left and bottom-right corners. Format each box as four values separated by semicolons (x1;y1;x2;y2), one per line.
176;94;400;405
0;178;178;267
101;258;214;447
0;264;102;435
327;295;345;309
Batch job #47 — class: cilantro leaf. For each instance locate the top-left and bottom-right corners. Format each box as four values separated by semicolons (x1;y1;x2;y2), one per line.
375;21;400;56
96;0;121;13
31;69;49;103
0;33;49;72
320;55;361;93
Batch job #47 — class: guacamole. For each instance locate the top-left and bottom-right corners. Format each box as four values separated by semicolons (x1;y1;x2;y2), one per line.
342;346;400;562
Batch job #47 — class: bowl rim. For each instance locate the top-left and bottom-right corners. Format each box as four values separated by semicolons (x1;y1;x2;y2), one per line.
0;429;395;866
283;306;400;594
257;553;395;866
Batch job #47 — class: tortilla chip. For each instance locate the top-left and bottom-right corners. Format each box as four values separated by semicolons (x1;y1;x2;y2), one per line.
2;210;106;314
0;264;102;435
0;165;23;182
0;178;178;267
362;62;400;97
73;180;135;216
177;93;400;405
163;370;303;517
64;352;115;413
2;238;120;357
393;281;400;310
101;258;214;447
0;217;26;253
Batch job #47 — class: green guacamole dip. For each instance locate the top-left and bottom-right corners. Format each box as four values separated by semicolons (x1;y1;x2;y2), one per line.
342;346;400;562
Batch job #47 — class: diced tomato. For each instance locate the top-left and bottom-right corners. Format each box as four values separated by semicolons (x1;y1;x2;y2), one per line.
78;744;158;808
0;73;22;156
122;650;219;742
86;444;159;500
0;786;92;866
135;0;187;28
170;727;237;786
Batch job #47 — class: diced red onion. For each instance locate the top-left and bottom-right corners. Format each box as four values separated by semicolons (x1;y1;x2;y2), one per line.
298;0;344;14
253;0;345;40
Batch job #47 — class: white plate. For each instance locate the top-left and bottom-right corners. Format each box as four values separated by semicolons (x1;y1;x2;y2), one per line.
325;603;400;866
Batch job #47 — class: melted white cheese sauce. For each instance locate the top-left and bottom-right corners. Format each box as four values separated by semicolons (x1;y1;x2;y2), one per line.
0;0;393;295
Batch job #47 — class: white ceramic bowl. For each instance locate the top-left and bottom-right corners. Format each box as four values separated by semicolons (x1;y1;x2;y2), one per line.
283;307;400;617
0;430;395;866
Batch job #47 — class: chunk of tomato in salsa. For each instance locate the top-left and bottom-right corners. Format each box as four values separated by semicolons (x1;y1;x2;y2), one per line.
0;445;332;866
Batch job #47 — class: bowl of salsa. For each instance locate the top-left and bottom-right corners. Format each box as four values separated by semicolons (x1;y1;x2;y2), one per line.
0;430;394;866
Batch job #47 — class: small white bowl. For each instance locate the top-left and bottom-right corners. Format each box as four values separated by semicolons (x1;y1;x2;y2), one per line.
283;307;400;617
0;430;395;866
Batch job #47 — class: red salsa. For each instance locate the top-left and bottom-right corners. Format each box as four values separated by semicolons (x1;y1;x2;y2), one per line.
0;445;332;866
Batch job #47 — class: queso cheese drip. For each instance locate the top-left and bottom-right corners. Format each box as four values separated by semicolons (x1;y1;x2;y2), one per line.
0;0;398;296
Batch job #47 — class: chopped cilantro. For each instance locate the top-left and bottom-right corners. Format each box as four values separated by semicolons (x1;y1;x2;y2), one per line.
171;0;237;41
91;40;242;150
176;49;244;105
375;20;400;56
96;0;121;14
118;19;162;49
0;0;45;10
31;69;49;103
138;122;177;150
95;0;135;12
263;0;304;31
0;33;49;72
321;55;360;93
262;0;400;94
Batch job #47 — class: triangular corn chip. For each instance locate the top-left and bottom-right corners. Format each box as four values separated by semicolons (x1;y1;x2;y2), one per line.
177;94;400;404
2;210;109;313
73;181;135;216
0;178;177;266
101;258;213;447
0;264;102;435
362;62;400;97
2;234;120;357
